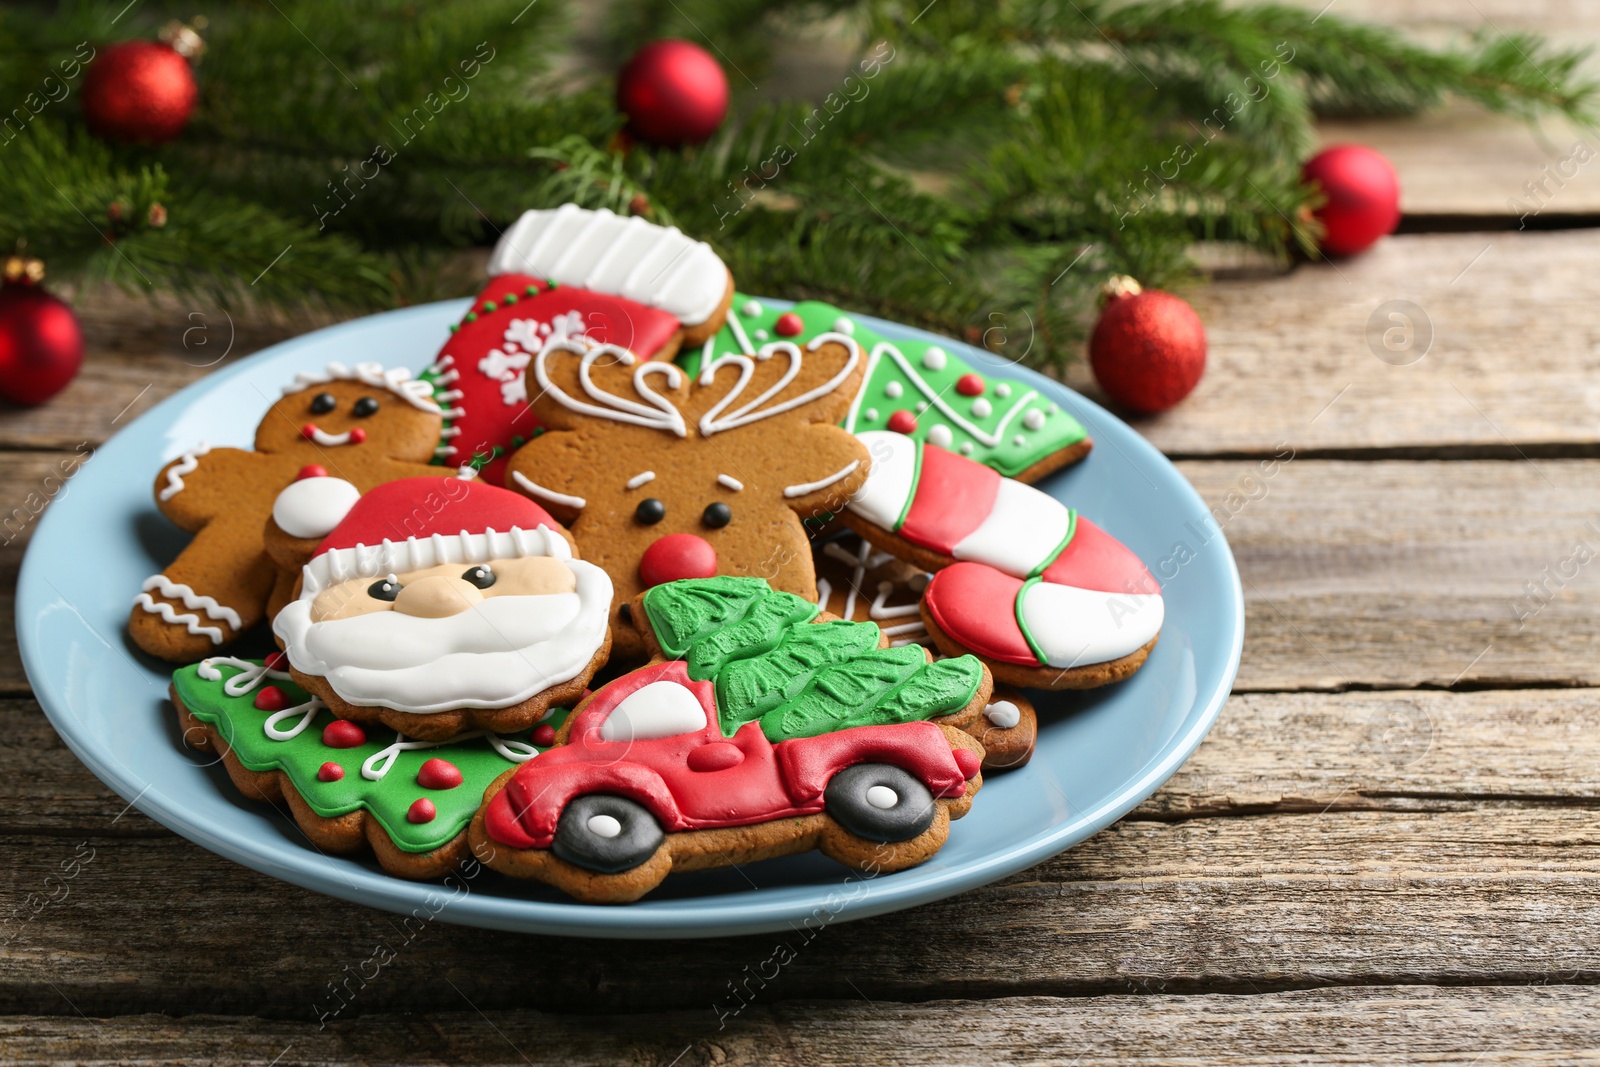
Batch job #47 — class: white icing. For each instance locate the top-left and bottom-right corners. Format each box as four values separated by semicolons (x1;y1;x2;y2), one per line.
304;426;359;447
864;407;878;421
870;581;921;620
626;471;656;490
697;333;861;437
135;575;243;633
1013;435;1026;446
717;474;744;492
754;329;768;341
285;361;440;413
159;443;212;501
927;425;953;449
960;442;974;455
487;204;730;325
952;479;1072;576
1024;409;1046;430
741;300;763;317
865;785;898;809
357;730;541;778
1019;583;1165;668
511;471;587;510
272;477;361;540
995;383;1012;398
847;431;919;530
197;656;292;696
296;524;572;598
587;814;623;838
599;681;707;741
915;400;928;413
884;381;903;399
783;460;860;499
264;699;323;740
985;700;1021;729
133;594;224;643
843;343;1038;448
922;347;947;371
971;398;992;418
485;311;592;408
534;340;688;438
833;317;855;335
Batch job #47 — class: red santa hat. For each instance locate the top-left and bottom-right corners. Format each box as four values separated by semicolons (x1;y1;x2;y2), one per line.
272;475;571;597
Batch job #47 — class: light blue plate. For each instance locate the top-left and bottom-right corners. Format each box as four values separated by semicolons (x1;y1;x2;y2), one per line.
17;298;1242;939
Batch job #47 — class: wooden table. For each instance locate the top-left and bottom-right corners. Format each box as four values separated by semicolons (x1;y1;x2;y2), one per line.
10;7;1600;1063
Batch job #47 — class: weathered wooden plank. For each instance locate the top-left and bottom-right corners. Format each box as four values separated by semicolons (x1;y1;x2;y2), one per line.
6;986;1600;1066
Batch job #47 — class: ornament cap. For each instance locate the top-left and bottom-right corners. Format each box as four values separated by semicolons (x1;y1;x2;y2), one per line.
159;20;207;59
3;257;44;286
1100;275;1144;304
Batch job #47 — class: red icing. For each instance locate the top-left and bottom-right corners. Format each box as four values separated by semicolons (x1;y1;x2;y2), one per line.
417;758;464;790
435;273;683;485
953;747;981;779
899;443;999;552
349;428;367;444
313;478;561;559
317;762;344;782
321;720;368;748
955;373;985;397
923;563;1037;666
638;533;717;588
531;722;557;747
1041;516;1160;595
264;651;288;670
774;312;804;337
483;660;969;850
887;410;917;434
407;798;437;824
300;423;317;440
296;464;328;480
253;685;290;711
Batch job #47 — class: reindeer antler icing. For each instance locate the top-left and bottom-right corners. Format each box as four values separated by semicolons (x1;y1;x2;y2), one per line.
533;339;689;438
697;333;860;437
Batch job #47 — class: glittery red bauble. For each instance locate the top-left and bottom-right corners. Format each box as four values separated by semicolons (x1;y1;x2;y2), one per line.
616;39;729;146
1301;144;1401;257
0;284;83;406
1089;286;1207;415
82;40;197;145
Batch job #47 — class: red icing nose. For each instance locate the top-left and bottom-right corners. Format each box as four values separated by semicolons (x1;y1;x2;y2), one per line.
639;533;717;588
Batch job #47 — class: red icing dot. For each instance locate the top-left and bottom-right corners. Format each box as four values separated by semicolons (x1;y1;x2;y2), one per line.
774;312;804;337
296;464;328;480
639;533;718;588
349;427;367;444
253;685;290;711
300;423;317;440
407;798;437;824
955;373;986;397
322;720;367;748
417;758;463;790
317;762;344;782
953;747;982;779
531;723;557;747
264;651;288;670
887;410;918;434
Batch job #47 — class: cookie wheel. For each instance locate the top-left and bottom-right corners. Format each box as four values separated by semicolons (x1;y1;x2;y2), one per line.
825;764;938;843
552;795;665;874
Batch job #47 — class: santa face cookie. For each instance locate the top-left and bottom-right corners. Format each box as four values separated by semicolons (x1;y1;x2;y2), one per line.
130;362;448;663
171;656;566;880
502;327;871;660
689;297;1092;483
841;431;1165;689
422;204;735;485
271;477;612;741
468;575;990;903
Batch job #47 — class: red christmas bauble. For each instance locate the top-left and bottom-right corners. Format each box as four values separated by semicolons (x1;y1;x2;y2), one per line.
1301;144;1401;257
616;39;729;146
1088;279;1207;415
0;281;84;406
82;40;197;144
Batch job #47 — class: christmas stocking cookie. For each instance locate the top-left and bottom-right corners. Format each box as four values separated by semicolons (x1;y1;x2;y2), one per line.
130;362;449;663
421;204;735;485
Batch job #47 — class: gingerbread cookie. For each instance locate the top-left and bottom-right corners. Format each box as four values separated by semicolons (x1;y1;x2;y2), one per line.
130;362;449;663
468;576;990;903
687;297;1092;482
270;476;612;741
424;204;736;484
840;431;1164;690
502;324;870;660
172;655;566;880
964;688;1038;771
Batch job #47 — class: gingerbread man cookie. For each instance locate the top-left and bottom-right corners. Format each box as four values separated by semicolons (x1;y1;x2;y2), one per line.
130;363;451;663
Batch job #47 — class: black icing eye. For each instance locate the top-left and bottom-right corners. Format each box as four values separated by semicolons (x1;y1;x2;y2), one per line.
702;502;732;529
461;565;496;589
635;498;666;525
352;396;380;417
367;578;400;601
309;392;337;415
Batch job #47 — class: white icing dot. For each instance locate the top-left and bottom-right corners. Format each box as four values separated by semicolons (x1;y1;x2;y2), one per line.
587;814;623;839
960;442;974;455
995;383;1012;398
754;329;769;341
1049;402;1059;413
971;398;993;419
927;425;953;448
915;400;928;412
833;316;855;335
866;785;899;810
885;381;904;399
1013;435;1026;446
985;700;1022;729
864;407;879;421
741;300;763;317
1024;409;1046;430
921;347;947;371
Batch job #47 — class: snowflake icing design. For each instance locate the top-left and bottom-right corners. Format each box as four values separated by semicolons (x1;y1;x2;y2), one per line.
479;311;591;406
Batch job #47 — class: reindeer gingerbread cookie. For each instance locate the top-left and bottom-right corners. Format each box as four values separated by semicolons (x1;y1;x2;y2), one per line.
502;328;871;660
129;362;452;663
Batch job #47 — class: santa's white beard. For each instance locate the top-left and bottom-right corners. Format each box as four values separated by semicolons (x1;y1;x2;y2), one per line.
274;560;610;715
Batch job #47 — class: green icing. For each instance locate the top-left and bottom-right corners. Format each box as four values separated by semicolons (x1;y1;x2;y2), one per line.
171;661;566;854
1014;576;1048;667
687;295;1088;479
641;578;982;741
